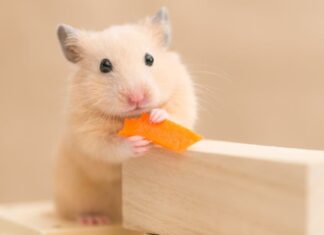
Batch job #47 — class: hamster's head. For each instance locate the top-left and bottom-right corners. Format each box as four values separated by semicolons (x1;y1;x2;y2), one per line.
57;7;178;118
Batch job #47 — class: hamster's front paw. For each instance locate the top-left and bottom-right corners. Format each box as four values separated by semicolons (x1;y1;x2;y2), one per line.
125;135;152;156
150;108;169;123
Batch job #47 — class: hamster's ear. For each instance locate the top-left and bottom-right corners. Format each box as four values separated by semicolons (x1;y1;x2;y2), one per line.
148;7;171;47
57;24;82;63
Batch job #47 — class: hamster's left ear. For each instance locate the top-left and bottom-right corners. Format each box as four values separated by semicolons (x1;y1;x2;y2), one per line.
148;7;171;47
57;24;82;63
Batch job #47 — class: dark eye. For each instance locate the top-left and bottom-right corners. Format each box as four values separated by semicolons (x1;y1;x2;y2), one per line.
144;53;154;66
100;58;113;73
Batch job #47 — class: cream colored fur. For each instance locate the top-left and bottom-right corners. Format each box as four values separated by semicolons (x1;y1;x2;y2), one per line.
55;10;197;223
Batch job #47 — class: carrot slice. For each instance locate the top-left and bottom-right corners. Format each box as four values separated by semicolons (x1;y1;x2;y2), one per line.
118;113;202;152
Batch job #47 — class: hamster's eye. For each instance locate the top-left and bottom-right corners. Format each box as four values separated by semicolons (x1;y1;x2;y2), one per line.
100;58;113;73
144;53;154;66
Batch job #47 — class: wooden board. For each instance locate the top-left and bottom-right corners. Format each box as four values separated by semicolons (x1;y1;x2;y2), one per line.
0;201;140;235
123;140;324;235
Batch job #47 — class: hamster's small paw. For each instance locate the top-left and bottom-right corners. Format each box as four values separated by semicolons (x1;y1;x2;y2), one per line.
150;108;169;123
78;214;110;225
126;135;152;156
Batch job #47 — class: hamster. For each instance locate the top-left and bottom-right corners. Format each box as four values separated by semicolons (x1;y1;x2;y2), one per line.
55;7;197;225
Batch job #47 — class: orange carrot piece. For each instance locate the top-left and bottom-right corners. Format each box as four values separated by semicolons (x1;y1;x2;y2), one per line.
118;113;202;152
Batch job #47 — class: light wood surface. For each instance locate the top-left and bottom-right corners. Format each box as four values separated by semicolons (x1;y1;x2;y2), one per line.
123;140;324;235
0;201;140;235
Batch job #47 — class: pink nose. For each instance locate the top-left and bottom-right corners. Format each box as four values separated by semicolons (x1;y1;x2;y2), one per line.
128;92;145;105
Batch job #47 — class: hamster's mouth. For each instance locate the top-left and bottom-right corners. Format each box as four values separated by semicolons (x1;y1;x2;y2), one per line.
122;106;152;118
119;100;166;118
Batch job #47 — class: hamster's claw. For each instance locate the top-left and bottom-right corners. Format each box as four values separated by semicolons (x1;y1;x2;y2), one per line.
150;108;169;123
78;214;110;225
126;135;152;156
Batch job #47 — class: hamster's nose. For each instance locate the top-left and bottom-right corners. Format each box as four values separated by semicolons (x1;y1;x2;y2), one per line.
127;91;146;106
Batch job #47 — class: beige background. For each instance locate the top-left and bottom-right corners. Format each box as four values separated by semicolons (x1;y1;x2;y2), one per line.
1;0;324;202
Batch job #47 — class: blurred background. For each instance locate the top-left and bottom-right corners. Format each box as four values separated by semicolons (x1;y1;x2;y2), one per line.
1;0;324;202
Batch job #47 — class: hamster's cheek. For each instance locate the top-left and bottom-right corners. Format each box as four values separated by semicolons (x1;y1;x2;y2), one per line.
155;82;172;105
146;85;161;107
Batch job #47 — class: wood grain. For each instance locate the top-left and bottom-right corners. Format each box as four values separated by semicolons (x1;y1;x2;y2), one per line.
123;140;324;235
0;201;140;235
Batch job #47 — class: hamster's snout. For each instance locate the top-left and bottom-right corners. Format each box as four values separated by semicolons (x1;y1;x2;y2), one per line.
127;90;148;107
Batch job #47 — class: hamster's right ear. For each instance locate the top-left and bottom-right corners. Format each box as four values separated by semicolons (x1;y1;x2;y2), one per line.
57;24;81;63
147;7;171;47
